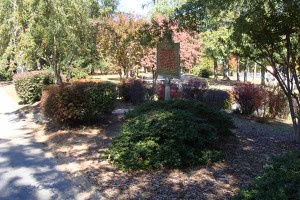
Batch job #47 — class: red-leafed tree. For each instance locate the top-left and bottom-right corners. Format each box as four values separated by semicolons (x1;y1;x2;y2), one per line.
140;15;202;73
97;13;146;78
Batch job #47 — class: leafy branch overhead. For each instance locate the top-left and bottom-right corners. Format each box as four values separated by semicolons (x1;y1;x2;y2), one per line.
176;0;300;142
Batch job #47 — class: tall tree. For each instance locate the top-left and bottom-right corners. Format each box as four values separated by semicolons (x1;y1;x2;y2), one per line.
151;0;187;17
97;13;146;78
233;0;300;141
177;0;300;142
140;15;202;73
0;0;102;84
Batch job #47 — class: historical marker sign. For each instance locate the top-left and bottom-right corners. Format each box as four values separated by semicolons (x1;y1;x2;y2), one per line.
157;35;180;78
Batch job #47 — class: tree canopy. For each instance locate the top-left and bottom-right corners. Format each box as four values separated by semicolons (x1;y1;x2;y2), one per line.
177;0;300;141
0;0;118;83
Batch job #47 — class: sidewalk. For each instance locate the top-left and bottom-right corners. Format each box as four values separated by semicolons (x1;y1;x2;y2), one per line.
0;83;101;200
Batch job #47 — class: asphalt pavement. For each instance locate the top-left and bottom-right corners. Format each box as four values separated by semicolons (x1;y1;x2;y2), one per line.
0;86;97;200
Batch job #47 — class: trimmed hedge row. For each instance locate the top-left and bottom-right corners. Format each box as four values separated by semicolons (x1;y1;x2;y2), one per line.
108;100;235;171
13;70;53;103
41;81;117;125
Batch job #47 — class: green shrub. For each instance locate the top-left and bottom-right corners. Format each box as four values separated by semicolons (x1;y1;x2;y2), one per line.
70;67;89;80
13;70;53;103
233;152;300;200
108;100;235;171
41;82;117;125
200;68;213;78
0;67;13;81
202;89;233;110
129;100;235;137
118;79;145;104
191;56;214;78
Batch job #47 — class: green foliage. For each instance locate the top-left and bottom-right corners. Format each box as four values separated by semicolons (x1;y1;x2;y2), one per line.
191;57;214;78
108;100;235;171
13;71;53;103
69;67;89;80
202;89;232;110
41;82;117;125
0;67;13;81
151;0;188;18
0;0;102;84
200;68;213;78
234;152;300;200
97;13;146;78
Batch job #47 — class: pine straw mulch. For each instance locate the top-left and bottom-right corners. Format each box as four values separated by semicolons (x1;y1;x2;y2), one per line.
31;112;300;200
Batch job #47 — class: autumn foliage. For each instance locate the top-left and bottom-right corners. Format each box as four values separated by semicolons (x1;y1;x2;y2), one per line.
41;82;117;125
140;15;202;72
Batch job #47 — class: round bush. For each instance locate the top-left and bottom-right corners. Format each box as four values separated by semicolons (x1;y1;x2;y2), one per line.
234;152;300;200
118;79;145;104
108;100;235;171
13;70;54;103
200;68;213;78
41;82;117;125
231;83;266;115
202;89;233;110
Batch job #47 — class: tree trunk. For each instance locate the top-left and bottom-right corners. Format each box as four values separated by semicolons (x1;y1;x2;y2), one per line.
54;69;63;85
286;96;299;142
90;66;95;75
223;60;226;79
244;58;248;82
123;67;129;79
253;62;257;81
213;59;218;80
261;66;265;86
297;111;300;144
237;57;240;81
52;62;63;85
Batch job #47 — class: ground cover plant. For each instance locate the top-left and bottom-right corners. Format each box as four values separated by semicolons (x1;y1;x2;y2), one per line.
108;100;235;171
234;152;300;200
41;81;117;125
13;70;53;103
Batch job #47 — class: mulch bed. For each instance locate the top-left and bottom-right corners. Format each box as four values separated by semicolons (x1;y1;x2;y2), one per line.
2;80;299;199
35;113;299;200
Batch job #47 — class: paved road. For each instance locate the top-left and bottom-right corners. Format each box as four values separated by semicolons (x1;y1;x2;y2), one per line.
0;87;88;200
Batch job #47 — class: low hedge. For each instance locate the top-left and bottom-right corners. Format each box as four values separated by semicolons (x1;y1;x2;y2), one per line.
201;89;233;110
13;70;53;103
41;81;117;125
108;100;235;171
233;152;300;200
118;79;145;104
